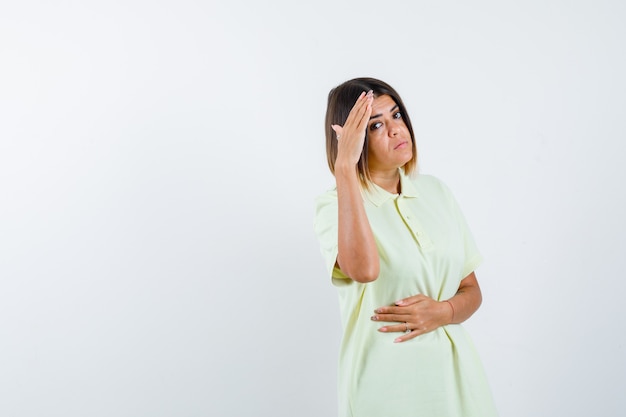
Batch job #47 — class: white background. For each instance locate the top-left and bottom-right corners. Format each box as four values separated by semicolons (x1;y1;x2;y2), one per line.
1;1;625;416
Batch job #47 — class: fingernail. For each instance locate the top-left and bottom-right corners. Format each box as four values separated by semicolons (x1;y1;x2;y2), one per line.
379;327;387;332
370;315;378;321
367;90;373;96
395;300;404;306
375;309;382;314
394;338;402;343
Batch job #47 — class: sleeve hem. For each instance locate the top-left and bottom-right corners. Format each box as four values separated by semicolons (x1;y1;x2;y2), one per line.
462;254;484;280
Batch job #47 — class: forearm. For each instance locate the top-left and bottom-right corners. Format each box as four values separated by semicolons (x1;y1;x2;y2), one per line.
335;164;379;283
445;272;483;324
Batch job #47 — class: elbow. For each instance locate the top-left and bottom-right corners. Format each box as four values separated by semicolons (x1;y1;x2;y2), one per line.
353;273;379;283
337;253;379;283
348;264;379;283
475;288;483;309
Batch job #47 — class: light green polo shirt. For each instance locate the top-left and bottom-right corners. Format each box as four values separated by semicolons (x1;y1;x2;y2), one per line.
314;172;497;417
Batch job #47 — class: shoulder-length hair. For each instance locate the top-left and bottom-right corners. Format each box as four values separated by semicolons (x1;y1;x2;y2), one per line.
324;77;418;187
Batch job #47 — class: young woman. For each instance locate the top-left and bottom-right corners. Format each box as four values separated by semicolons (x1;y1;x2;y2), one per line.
314;77;497;417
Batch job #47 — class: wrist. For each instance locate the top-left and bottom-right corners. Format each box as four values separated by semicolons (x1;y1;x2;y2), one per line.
334;164;360;184
443;300;455;324
334;161;358;176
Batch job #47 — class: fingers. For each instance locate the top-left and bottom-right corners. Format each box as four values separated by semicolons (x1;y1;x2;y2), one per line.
376;323;410;333
375;322;429;343
371;313;408;323
374;298;426;315
393;329;424;343
394;294;427;306
346;90;373;132
331;90;373;141
352;90;372;121
372;295;442;343
372;314;428;333
355;90;373;131
333;90;374;166
340;91;366;129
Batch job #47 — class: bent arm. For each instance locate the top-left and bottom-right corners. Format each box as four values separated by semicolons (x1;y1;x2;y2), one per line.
335;165;379;283
445;271;483;324
372;272;484;342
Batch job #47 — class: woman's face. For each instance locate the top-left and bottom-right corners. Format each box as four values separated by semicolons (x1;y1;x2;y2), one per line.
366;94;413;173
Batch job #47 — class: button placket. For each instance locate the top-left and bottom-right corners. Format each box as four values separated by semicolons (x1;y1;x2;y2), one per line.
395;196;433;250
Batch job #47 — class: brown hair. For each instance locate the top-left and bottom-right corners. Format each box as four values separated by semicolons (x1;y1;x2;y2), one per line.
324;77;418;187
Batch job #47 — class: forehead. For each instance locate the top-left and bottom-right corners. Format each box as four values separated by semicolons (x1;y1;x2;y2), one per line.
371;94;397;114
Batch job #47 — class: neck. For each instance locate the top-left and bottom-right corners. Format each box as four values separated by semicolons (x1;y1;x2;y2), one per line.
371;169;401;194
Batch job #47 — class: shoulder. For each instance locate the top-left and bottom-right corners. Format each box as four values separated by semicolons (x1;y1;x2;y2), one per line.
314;186;338;207
314;186;339;238
414;173;444;186
314;186;338;222
412;173;453;196
404;173;462;212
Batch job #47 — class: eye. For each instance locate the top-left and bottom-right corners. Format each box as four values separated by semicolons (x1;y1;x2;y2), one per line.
393;111;402;119
369;122;382;131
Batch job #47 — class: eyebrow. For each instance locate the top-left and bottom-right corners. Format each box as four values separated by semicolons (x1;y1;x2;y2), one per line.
369;104;399;120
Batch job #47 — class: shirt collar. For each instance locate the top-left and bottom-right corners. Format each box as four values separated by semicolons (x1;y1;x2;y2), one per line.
363;169;419;207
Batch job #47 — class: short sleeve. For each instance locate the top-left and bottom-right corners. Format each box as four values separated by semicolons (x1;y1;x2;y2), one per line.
458;209;484;279
313;189;350;281
438;180;484;279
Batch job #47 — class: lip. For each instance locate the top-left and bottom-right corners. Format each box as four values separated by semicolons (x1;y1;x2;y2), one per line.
394;141;409;150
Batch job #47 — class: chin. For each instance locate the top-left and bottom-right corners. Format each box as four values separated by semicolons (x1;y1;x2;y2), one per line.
399;153;413;166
